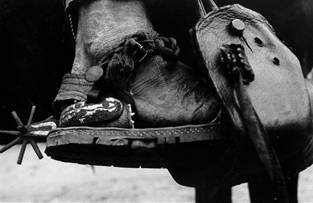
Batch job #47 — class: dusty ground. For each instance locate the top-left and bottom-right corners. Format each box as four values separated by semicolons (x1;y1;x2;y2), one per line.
0;144;313;202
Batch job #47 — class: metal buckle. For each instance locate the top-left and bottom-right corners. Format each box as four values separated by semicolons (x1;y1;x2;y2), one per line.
131;40;148;63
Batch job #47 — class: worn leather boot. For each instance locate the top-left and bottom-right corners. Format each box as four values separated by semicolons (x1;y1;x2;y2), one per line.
93;34;219;128
55;0;219;129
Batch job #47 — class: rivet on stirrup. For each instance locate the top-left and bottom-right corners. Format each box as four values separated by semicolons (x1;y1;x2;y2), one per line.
229;19;245;36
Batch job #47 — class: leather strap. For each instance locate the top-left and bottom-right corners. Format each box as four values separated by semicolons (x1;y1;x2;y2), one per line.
54;73;94;103
208;44;289;202
235;74;289;202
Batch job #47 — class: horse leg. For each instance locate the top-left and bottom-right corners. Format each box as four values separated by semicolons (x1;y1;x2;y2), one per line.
195;187;232;203
248;174;299;203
